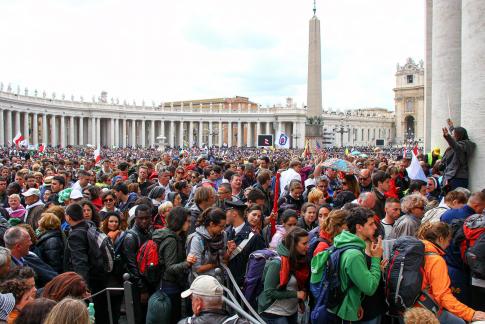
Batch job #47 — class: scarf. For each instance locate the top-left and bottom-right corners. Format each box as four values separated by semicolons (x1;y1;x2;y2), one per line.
277;244;309;290
107;230;121;243
7;206;26;220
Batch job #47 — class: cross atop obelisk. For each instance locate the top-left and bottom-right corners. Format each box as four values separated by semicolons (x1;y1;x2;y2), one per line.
307;0;322;117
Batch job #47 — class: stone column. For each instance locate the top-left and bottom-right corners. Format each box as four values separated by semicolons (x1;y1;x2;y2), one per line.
208;121;213;147
122;119;127;147
23;112;29;144
79;117;84;146
5;110;12;143
169;121;175;147
292;122;298;148
69;116;75;146
198;121;203;147
266;121;272;137
114;119;119;147
189;121;194;147
424;0;433;152
179;120;184;147
247;122;252;147
110;118;115;147
256;122;261;139
461;0;485;190
430;0;462;150
15;111;21;136
59;116;65;147
0;110;4;146
52;115;57;147
141;120;146;147
42;113;47;145
96;118;101;148
32;113;39;145
131;120;137;147
237;121;242;147
218;121;223;147
227;121;232;147
160;120;165;142
91;117;96;146
150;120;155;147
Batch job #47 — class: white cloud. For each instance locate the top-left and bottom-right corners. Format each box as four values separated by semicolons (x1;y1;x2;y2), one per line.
0;0;423;110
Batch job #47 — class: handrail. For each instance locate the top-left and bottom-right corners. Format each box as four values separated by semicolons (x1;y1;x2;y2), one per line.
218;264;266;323
222;296;264;324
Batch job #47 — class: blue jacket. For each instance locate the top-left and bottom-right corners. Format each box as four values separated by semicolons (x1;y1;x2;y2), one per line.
440;205;475;224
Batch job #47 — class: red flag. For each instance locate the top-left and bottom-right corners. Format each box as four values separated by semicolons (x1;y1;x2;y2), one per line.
413;144;419;156
38;144;45;153
271;172;281;237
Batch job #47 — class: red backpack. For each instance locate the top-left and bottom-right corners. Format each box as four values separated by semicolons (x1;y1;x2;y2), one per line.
136;240;160;283
460;214;485;261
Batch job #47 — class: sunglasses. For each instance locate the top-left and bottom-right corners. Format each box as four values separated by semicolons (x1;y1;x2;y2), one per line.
176;171;184;174
104;198;114;202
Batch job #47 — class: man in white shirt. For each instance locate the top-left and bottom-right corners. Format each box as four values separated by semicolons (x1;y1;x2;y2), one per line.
381;198;401;239
280;160;302;197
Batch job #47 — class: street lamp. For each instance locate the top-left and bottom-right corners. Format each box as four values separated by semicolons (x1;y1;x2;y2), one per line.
332;118;350;147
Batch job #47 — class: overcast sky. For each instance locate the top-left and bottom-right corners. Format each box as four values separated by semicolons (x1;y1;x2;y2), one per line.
0;0;424;110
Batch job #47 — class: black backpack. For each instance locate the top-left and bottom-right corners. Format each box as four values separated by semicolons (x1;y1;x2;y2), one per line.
86;221;115;273
384;236;439;315
466;231;485;280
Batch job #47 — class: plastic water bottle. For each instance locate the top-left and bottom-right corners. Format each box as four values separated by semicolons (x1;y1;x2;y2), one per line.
88;302;95;323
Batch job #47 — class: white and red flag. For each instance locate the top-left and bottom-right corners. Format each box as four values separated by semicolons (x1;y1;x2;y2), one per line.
13;133;24;146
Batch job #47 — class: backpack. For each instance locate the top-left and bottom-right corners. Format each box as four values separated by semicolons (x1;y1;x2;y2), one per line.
242;249;280;308
462;214;485;262
310;245;361;324
384;236;439;316
112;232;127;276
307;236;331;259
136;240;160;284
146;289;171;324
86;221;115;273
463;214;485;279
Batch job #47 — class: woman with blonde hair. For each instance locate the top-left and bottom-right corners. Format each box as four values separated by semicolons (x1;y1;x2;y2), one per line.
153;201;173;229
404;307;439;324
416;222;485;323
312;209;349;256
43;298;89;324
35;213;65;273
389;193;428;239
307;188;324;205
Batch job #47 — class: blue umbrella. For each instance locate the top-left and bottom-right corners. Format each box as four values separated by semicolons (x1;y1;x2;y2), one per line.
321;158;360;174
350;150;361;156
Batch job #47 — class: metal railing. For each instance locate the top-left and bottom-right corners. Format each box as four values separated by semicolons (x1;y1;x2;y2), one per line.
84;273;135;324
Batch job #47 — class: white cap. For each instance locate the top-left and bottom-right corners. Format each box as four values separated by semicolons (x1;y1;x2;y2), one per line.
70;189;83;200
181;275;224;298
22;188;40;197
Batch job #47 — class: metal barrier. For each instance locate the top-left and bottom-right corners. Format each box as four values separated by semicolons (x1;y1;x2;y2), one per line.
83;273;135;324
216;266;266;324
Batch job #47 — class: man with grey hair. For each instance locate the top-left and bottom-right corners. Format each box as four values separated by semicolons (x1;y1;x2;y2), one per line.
356;191;377;210
0;247;11;278
4;226;31;267
178;275;249;324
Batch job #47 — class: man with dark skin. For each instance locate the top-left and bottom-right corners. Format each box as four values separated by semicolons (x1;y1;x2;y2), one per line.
122;205;152;324
0;177;8;208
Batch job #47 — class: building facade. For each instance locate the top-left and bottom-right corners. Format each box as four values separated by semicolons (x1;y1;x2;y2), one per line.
394;58;425;145
0;87;307;149
320;108;395;147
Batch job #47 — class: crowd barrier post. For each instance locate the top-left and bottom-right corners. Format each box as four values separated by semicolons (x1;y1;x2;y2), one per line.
123;273;136;324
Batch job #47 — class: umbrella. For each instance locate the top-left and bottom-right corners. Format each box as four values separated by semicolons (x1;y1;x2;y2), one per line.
321;158;361;174
360;153;368;158
350;150;361;156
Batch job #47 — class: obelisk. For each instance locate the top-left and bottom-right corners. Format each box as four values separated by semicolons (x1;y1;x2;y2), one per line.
307;0;322;117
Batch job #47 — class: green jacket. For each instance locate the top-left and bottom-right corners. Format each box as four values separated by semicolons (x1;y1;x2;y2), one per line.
257;243;298;313
332;230;381;321
152;228;190;285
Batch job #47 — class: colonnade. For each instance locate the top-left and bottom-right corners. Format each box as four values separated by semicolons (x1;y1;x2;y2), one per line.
0;109;305;148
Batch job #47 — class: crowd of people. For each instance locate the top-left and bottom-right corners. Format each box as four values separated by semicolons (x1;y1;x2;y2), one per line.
0;121;483;324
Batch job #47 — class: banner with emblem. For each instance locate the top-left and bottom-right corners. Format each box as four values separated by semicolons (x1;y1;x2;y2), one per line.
275;131;290;149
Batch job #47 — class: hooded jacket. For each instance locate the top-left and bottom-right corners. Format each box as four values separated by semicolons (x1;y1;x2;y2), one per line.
187;226;226;281
36;229;65;273
421;240;475;322
269;225;286;250
152;228;189;286
258;243;298;313
442;134;475;181
332;230;381;321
